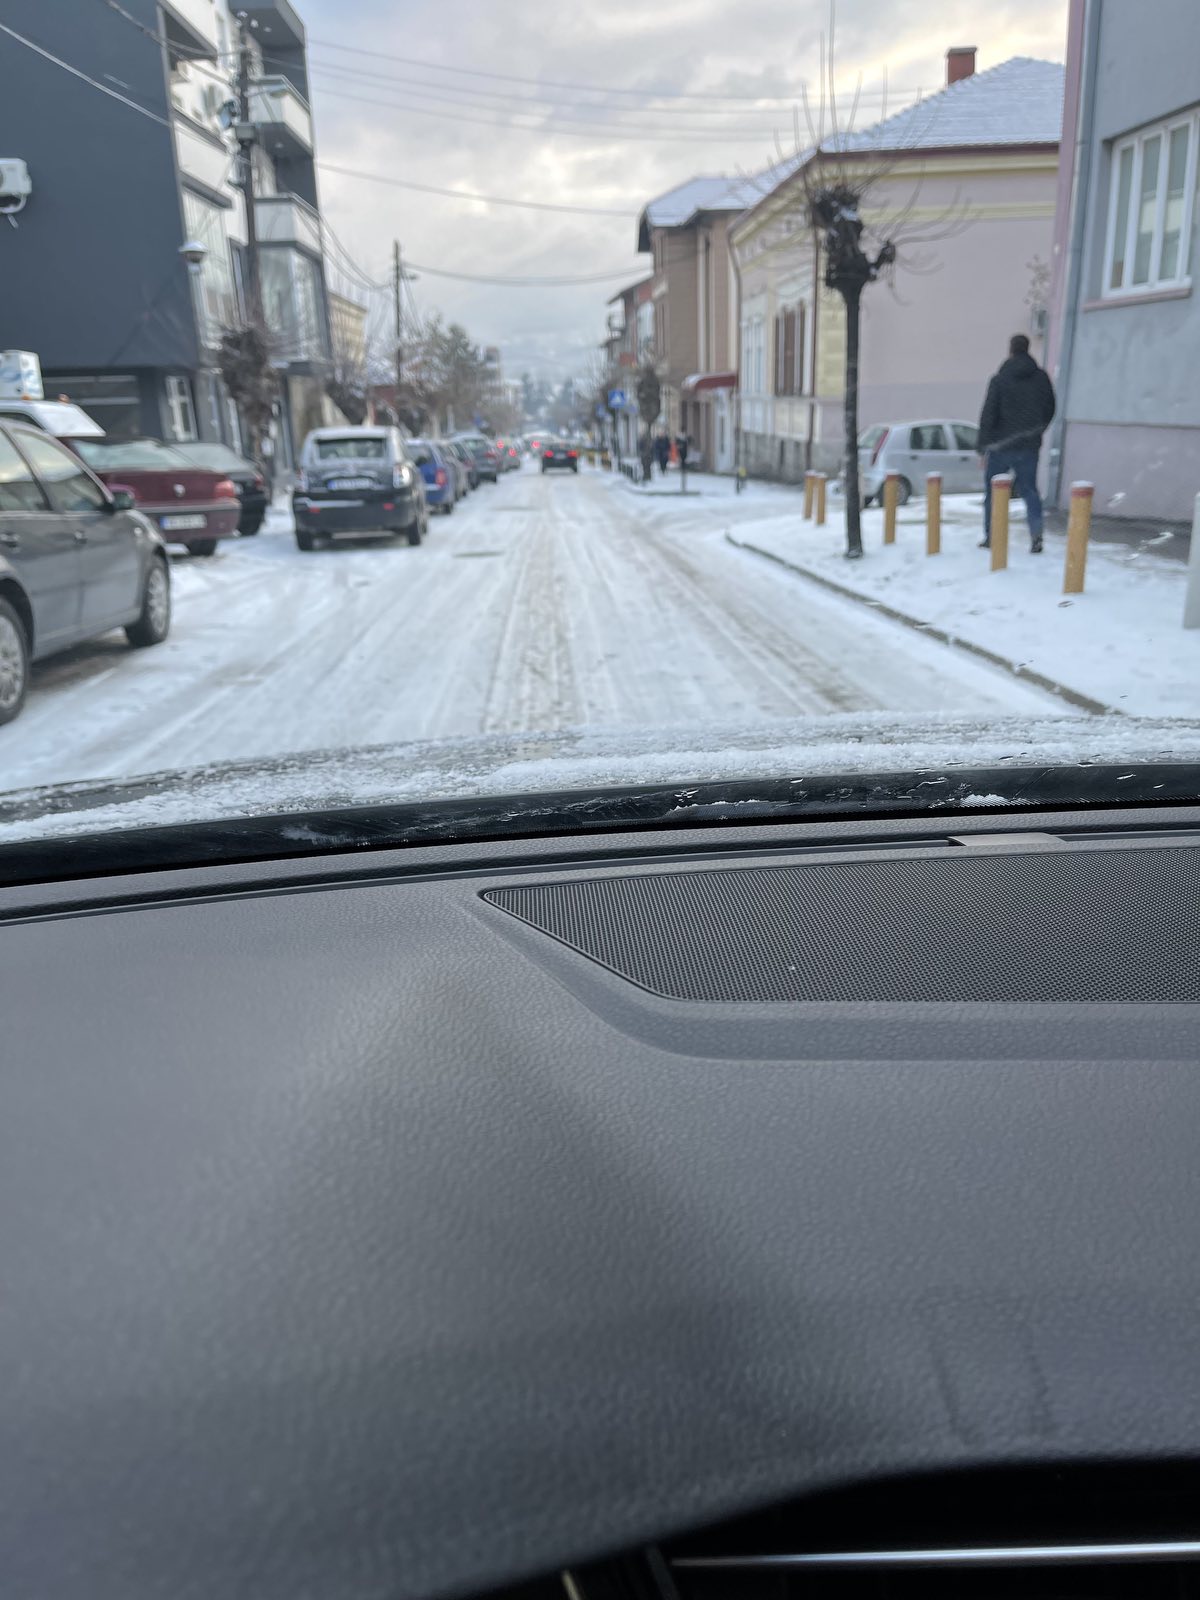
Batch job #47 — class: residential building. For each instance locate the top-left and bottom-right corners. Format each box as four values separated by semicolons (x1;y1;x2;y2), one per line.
729;52;1064;481
602;276;652;457
0;0;360;467
1045;0;1200;522
636;178;758;471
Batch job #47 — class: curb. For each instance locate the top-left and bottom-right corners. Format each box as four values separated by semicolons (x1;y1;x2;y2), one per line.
724;531;1121;719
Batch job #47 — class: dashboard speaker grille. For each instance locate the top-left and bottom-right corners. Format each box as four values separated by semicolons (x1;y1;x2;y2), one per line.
484;846;1200;1004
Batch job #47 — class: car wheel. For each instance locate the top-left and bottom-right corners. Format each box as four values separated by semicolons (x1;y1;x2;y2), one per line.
895;477;913;506
239;518;263;537
125;557;171;649
405;519;423;547
443;500;454;516
0;596;29;726
189;539;218;557
295;530;315;552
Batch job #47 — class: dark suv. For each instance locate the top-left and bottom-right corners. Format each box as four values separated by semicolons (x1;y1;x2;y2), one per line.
0;422;171;725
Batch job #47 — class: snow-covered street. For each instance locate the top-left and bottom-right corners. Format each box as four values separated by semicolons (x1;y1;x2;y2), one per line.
2;464;1060;793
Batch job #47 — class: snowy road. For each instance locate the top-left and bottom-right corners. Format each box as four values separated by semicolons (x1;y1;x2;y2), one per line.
2;464;1057;792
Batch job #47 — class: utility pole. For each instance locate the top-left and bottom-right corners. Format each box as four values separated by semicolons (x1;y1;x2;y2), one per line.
393;239;403;421
234;12;262;327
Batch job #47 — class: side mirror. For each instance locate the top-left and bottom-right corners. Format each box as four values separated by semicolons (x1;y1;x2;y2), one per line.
108;488;136;512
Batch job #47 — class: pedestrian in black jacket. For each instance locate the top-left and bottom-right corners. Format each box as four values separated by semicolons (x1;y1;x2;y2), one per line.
978;333;1056;553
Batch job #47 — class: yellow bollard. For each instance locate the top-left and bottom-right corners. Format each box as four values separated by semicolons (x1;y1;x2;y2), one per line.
803;471;814;520
926;472;942;555
883;472;900;544
815;473;827;526
1063;481;1094;594
990;472;1013;571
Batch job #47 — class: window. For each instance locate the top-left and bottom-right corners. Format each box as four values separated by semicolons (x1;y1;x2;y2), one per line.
952;423;979;451
1104;110;1198;294
181;189;237;342
314;437;388;460
16;431;108;513
909;425;949;451
773;307;806;397
0;432;46;512
165;376;197;442
49;374;140;440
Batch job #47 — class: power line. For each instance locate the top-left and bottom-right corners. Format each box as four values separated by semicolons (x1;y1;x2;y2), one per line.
307;75;779;143
306;34;876;107
0;19;172;124
317;162;636;218
403;260;646;287
303;47;922;124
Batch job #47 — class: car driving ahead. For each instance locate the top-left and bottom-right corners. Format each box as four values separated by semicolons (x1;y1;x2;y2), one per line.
541;440;579;473
0;421;171;724
292;427;429;549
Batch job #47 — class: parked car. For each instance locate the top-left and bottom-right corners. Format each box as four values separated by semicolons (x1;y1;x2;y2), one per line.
0;421;171;725
541;441;579;474
0;397;105;444
408;439;455;516
444;438;477;493
503;441;521;471
858;420;981;505
168;442;268;536
74;438;240;556
455;434;500;484
293;427;428;550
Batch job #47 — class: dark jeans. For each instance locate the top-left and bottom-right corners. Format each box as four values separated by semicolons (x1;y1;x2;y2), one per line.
983;447;1044;541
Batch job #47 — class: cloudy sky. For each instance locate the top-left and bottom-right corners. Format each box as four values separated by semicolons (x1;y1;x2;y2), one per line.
293;0;1069;382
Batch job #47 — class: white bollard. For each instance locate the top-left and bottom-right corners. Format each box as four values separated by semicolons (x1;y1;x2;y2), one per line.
1184;493;1200;628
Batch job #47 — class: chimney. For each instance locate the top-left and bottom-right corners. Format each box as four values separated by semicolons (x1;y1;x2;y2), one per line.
946;46;977;85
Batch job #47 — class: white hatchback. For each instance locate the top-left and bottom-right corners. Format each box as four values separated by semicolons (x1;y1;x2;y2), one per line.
859;419;980;505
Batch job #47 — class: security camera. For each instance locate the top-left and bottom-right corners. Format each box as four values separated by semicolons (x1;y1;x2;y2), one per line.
179;239;208;268
0;158;32;217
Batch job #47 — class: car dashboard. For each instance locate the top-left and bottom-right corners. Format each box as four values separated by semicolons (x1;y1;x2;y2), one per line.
2;797;1200;1599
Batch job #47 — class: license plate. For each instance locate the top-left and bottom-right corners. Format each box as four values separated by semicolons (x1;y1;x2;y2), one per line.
160;513;207;531
327;477;375;490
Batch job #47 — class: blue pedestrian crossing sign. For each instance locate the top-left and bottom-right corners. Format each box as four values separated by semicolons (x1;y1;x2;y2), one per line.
607;389;627;410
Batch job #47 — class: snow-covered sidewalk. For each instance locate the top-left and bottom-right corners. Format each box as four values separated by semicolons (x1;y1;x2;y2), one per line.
722;493;1200;718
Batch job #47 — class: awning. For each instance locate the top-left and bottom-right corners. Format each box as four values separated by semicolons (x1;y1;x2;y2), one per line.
681;371;737;396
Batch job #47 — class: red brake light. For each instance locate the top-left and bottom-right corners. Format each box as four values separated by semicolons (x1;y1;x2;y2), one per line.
870;428;889;466
567;450;577;459
253;473;265;490
435;468;447;486
214;477;238;501
544;450;554;459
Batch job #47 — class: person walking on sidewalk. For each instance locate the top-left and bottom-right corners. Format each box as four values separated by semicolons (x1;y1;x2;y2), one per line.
977;333;1056;553
639;431;655;484
655;431;671;476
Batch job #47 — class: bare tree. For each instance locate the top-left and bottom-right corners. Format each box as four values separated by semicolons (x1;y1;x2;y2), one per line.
739;9;972;556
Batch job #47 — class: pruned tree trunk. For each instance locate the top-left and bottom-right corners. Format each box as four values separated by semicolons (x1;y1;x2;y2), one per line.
841;282;864;559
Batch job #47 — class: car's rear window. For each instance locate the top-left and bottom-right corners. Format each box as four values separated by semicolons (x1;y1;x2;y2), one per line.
173;443;249;472
314;437;387;460
76;439;193;469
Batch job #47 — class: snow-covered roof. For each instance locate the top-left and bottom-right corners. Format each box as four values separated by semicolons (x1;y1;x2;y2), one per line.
830;56;1064;154
642;174;763;229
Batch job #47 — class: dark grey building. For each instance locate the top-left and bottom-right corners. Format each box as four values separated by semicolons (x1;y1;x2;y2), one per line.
0;0;351;465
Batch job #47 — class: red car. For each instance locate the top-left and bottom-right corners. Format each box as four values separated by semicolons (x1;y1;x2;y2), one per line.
75;438;241;556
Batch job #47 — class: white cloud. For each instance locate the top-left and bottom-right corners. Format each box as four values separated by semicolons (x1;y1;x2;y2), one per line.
301;0;1069;379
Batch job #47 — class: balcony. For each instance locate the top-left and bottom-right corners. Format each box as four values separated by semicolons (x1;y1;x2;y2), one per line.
240;0;305;51
160;0;221;60
248;77;313;161
256;193;322;256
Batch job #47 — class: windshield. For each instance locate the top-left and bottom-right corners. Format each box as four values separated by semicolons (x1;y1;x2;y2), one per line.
313;437;388;460
75;439;195;469
2;1;1198;852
